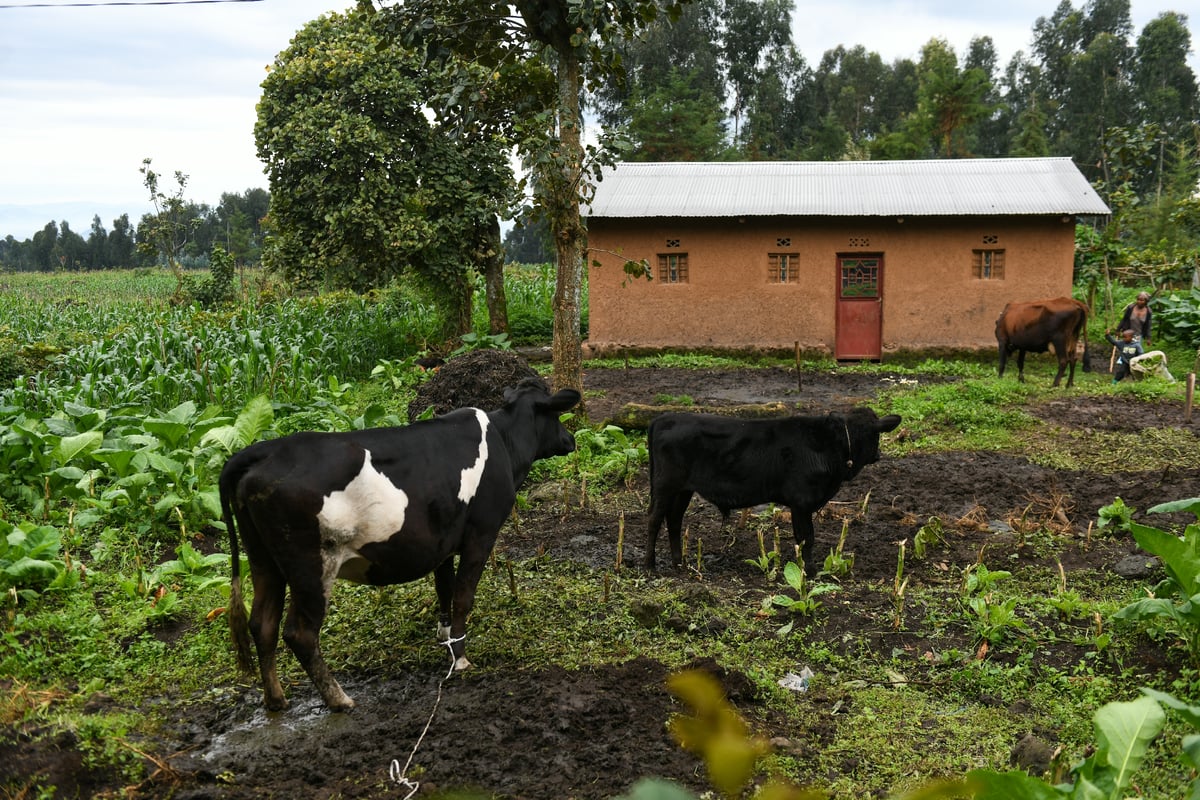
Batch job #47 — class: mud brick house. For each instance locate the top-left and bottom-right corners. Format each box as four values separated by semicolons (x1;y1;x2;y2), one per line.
583;158;1110;360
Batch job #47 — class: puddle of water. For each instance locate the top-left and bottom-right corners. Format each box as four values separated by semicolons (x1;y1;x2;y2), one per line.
202;698;360;764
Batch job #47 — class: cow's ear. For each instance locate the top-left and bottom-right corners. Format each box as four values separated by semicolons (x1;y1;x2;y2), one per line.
543;389;582;412
877;414;902;433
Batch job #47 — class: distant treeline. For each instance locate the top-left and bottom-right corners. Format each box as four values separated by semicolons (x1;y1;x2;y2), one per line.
0;189;269;272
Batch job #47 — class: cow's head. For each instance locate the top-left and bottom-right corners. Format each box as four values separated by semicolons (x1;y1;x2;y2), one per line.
842;407;902;476
501;377;582;460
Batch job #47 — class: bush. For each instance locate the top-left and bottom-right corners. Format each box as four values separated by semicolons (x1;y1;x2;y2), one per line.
1149;287;1200;347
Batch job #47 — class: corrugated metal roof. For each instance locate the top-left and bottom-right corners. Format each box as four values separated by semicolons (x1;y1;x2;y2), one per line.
585;158;1111;218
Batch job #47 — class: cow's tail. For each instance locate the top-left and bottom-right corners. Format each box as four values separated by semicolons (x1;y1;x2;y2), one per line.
219;450;257;674
1077;303;1092;373
646;416;658;488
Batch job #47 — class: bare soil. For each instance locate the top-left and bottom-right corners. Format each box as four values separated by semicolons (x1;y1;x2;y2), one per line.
6;364;1198;799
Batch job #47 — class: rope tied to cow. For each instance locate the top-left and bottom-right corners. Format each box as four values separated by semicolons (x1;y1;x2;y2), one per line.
843;421;854;471
389;634;465;799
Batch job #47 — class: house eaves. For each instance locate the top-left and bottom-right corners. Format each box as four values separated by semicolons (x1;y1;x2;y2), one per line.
585;158;1112;219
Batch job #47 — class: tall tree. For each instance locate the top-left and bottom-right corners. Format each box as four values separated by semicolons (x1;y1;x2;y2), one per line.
378;0;692;396
86;216;108;269
1010;97;1052;156
625;68;729;159
30;223;57;272
256;9;522;335
917;38;994;157
1132;12;1199;197
55;222;87;271
108;214;137;269
964;36;1009;156
137;159;199;293
873;38;992;159
217;188;270;264
593;0;724;132
812;45;889;145
742;44;808;158
719;0;793;149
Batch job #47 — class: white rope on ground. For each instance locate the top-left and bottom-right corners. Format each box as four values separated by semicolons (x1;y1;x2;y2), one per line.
389;635;465;798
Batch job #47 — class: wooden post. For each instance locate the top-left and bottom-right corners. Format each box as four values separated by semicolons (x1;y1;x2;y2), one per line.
794;341;803;392
1186;373;1195;423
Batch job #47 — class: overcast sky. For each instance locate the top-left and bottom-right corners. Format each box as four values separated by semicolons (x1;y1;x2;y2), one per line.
1;0;1195;241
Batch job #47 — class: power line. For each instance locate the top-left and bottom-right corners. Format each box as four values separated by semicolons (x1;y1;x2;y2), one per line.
0;0;263;8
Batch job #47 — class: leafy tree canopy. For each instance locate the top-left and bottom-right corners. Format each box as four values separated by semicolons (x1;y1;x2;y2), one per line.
255;6;520;334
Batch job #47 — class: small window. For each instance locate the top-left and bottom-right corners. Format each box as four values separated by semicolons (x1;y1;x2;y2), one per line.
973;249;1005;280
768;253;800;283
658;253;689;283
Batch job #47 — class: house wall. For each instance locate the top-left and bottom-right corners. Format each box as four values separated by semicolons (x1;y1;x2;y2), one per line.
585;214;1078;357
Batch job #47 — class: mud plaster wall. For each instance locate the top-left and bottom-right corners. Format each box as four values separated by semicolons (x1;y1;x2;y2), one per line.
586;215;1077;356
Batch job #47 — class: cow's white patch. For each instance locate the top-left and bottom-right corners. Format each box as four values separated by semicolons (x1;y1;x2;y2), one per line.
318;450;408;585
458;409;489;504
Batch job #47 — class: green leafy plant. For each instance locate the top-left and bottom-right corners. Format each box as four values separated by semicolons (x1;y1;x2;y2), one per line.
961;563;1026;647
75;714;146;784
1112;496;1200;664
0;522;71;602
769;561;838;633
967;595;1026;648
965;688;1200;800
370;356;431;391
1097;496;1135;535
449;331;512;358
572;424;648;487
912;516;945;559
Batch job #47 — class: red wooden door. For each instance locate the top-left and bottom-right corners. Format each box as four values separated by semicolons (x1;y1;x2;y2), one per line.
834;255;883;360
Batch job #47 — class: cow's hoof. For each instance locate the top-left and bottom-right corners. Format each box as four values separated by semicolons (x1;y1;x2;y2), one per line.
453;656;473;672
329;698;356;713
265;696;289;712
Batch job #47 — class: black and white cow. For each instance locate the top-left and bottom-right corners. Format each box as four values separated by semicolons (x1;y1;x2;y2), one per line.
219;377;580;711
644;406;902;576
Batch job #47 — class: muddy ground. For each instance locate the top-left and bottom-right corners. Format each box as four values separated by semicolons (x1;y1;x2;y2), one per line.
6;363;1199;799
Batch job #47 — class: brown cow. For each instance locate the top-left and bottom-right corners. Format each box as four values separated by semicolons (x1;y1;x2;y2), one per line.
996;297;1091;388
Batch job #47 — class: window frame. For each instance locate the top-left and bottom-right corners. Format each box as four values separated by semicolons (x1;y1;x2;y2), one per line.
768;252;800;284
972;249;1005;280
657;252;689;284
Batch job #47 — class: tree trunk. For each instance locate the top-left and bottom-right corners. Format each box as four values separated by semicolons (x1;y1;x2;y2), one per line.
550;51;586;398
442;270;473;340
481;215;508;335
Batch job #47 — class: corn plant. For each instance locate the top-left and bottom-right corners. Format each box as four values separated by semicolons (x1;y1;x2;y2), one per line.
745;528;781;580
822;518;855;577
891;539;908;630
